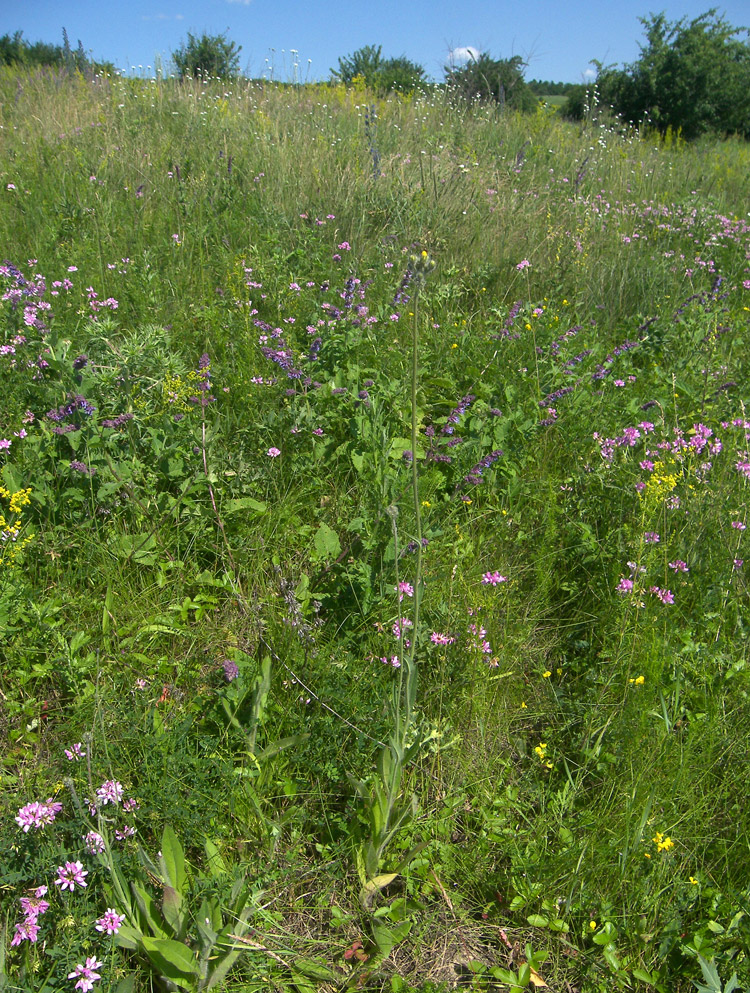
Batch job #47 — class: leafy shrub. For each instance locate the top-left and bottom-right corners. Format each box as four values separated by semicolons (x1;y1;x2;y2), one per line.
589;11;750;139
332;44;426;94
172;32;241;80
444;52;537;112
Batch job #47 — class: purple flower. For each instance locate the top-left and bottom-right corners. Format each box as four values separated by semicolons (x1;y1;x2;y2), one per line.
616;577;634;594
11;919;40;946
731;521;746;531
65;742;86;761
668;560;689;572
55;861;88;892
482;571;508;585
396;581;414;601
84;831;106;854
15;799;63;832
222;658;239;682
430;632;456;645
95;909;125;934
650;586;675;605
96;780;124;805
644;532;660;544
68;956;103;992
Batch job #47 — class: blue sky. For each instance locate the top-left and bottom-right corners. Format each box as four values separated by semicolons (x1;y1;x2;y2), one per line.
2;1;748;83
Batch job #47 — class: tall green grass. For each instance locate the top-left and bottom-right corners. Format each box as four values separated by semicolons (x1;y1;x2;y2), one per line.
1;69;749;993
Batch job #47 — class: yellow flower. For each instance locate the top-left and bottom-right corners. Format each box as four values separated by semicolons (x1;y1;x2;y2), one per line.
542;670;552;679
589;921;597;930
556;667;562;676
534;742;547;758
652;831;674;852
689;877;699;885
520;701;527;709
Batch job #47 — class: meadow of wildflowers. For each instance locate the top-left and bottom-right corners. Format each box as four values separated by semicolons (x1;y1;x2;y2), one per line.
1;68;749;992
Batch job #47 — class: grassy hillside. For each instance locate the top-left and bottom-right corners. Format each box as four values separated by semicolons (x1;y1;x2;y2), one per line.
2;69;750;993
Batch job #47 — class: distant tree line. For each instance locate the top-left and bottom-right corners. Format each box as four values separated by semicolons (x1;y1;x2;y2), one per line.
3;13;749;141
0;29;113;75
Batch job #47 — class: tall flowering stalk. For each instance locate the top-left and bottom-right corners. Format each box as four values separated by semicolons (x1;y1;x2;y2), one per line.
353;252;435;899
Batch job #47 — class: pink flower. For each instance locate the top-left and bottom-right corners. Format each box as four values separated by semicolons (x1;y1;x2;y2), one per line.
481;571;508;585
96;780;123;805
516;259;530;270
55;861;88;891
95;908;125;934
68;956;103;992
85;831;106;854
650;586;675;605
65;742;86;761
644;532;660;544
731;520;746;531
395;581;414;601
15;800;63;832
430;632;456;645
616;577;634;594
668;560;689;572
267;447;281;457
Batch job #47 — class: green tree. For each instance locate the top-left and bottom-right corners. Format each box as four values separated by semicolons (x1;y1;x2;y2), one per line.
444;52;537;112
376;55;426;94
594;10;750;139
0;29;111;74
172;31;242;80
332;44;383;86
332;45;426;94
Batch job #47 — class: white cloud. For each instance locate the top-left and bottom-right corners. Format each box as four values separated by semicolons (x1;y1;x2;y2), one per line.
141;13;177;20
583;67;596;80
448;46;480;65
226;0;252;5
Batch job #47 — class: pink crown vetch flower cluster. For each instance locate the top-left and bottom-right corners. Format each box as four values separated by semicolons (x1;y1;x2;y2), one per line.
10;886;49;946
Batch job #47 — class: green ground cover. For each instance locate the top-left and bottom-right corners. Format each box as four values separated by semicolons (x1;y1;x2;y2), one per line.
1;69;750;993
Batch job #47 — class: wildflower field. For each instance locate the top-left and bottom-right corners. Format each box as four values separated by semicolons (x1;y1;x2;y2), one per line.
1;69;750;993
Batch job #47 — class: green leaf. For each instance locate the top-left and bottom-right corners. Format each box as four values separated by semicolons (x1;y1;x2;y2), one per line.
1;462;23;492
114;924;143;952
114;533;159;565
160;825;187;893
161;886;186;938
114;976;138;993
140;936;200;986
224;496;267;515
291;958;339;982
313;522;341;560
131;882;167;938
204;838;227;879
